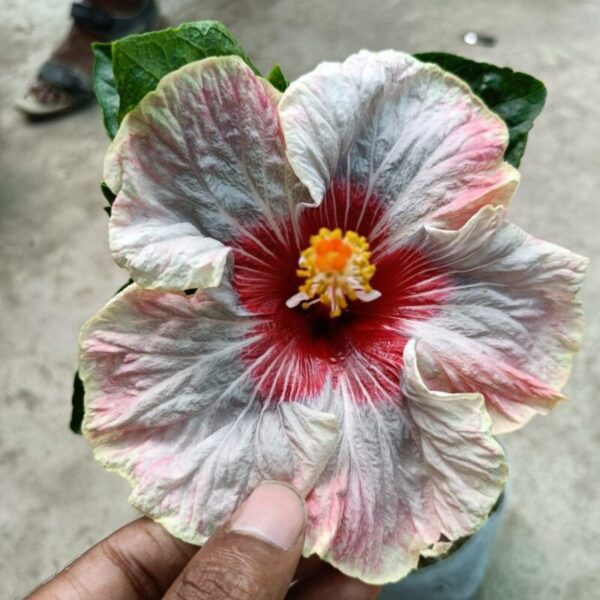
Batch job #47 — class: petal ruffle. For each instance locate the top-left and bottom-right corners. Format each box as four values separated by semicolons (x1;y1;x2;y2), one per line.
303;340;506;584
279;50;519;232
408;205;587;433
79;284;339;543
105;56;299;291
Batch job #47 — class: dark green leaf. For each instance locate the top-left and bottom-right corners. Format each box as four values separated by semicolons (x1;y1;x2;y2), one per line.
116;279;135;294
101;181;116;206
70;372;85;434
101;180;116;216
69;279;134;434
93;21;258;139
114;21;258;121
92;43;120;139
415;52;546;167
267;64;289;92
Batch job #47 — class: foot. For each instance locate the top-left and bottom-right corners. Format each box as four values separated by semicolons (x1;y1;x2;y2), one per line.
29;22;97;107
20;0;153;116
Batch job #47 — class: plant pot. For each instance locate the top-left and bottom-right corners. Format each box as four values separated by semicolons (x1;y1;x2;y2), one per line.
378;492;506;600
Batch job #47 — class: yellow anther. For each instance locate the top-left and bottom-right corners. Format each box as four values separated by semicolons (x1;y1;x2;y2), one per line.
286;227;381;318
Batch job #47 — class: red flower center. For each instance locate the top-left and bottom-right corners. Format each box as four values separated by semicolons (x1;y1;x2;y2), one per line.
232;182;449;404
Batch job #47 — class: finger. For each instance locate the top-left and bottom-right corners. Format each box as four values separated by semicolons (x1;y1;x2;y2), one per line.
27;517;198;600
288;566;381;600
164;482;306;600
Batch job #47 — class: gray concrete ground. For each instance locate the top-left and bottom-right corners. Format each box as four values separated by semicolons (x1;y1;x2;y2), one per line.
1;0;599;598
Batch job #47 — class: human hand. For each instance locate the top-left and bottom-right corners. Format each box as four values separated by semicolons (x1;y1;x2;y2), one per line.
28;482;381;599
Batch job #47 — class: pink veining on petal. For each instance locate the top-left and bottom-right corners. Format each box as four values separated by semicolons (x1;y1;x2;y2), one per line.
105;57;290;291
280;50;518;235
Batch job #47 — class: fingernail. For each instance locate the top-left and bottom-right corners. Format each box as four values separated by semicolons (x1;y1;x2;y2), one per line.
230;482;306;550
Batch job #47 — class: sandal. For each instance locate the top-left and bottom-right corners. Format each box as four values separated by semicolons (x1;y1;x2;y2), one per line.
17;0;160;119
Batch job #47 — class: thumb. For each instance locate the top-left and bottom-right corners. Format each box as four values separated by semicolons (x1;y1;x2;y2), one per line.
164;482;307;600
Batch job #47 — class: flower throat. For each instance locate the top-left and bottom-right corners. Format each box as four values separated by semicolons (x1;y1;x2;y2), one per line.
286;227;381;317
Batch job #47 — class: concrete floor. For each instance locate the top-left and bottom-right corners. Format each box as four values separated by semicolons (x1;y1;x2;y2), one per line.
1;0;599;598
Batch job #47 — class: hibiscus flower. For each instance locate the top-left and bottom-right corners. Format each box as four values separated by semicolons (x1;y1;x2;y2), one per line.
79;51;586;584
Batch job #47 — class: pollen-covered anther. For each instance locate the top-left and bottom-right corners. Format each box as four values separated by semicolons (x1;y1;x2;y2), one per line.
286;227;381;317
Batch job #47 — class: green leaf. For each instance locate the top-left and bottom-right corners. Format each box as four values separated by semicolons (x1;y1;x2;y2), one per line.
267;64;289;92
70;371;85;434
92;43;120;139
93;21;259;138
415;52;546;168
101;181;116;216
101;181;116;206
69;279;134;434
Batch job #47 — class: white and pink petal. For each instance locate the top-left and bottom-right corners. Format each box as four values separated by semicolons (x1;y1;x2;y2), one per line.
302;340;507;584
407;205;587;433
79;284;339;544
105;56;300;291
279;50;519;233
